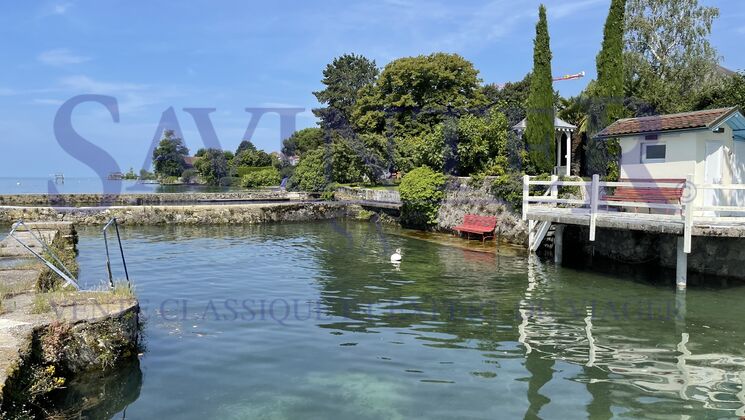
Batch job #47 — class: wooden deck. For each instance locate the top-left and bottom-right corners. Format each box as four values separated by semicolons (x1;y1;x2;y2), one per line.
527;206;745;238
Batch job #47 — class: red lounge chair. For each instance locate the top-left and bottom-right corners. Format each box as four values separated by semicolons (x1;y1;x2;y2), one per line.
453;214;498;242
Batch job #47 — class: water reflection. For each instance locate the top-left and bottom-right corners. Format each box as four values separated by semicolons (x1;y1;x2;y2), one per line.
63;222;745;418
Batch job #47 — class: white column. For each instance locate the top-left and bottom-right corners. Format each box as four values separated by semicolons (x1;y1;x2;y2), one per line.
554;224;564;264
566;130;572;176
676;236;688;289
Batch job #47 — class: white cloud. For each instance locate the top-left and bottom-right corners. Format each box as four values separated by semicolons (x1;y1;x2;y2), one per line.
38;48;90;66
0;88;18;96
59;75;146;94
53;2;72;15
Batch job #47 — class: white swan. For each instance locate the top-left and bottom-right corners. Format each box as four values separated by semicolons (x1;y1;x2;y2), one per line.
390;248;402;263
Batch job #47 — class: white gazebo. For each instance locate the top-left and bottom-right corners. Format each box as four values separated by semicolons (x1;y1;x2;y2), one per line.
513;116;577;176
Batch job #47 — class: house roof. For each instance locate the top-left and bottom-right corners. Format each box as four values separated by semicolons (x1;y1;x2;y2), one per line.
183;156;199;166
595;107;742;139
513;116;577;131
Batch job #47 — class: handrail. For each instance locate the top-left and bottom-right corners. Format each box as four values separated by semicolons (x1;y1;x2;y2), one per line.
8;220;80;290
102;217;130;289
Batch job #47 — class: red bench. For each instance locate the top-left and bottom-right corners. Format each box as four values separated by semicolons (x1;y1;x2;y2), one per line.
453;214;498;242
603;178;685;211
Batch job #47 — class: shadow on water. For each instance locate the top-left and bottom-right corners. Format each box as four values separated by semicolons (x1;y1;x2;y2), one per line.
43;359;142;419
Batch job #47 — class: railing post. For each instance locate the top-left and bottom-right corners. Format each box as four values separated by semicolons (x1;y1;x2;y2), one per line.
522;175;530;221
589;174;599;241
550;175;558;207
683;174;694;253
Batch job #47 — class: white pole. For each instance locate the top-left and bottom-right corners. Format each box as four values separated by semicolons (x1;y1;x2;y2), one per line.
589;174;600;241
566;131;572;176
676;236;687;289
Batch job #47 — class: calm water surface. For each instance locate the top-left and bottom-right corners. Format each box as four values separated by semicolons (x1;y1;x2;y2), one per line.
63;221;745;419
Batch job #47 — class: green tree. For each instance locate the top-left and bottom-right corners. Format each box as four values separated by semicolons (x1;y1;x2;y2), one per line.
282;127;326;156
483;74;532;127
596;0;626;124
233;148;273;168
593;0;626;179
525;5;555;174
152;130;189;178
399;166;446;228
236;140;257;154
456;109;509;175
313;54;379;131
625;0;720;113
353;53;486;139
695;71;745;111
195;148;229;185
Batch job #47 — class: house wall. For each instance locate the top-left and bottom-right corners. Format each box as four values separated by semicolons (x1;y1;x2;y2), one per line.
618;125;740;208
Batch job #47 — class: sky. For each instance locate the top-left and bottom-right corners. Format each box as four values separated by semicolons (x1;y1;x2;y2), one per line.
1;0;744;177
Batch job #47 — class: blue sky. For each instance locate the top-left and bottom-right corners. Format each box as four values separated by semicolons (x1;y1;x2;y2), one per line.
1;0;743;177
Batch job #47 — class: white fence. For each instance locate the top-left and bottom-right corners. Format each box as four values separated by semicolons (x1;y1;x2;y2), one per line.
522;174;745;254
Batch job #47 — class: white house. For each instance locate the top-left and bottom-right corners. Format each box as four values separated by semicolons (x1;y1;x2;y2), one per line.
595;107;745;209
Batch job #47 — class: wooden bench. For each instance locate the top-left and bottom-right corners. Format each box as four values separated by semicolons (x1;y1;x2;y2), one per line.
603;178;685;212
453;214;498;242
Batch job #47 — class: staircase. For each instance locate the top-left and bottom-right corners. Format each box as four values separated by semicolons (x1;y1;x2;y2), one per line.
528;220;557;257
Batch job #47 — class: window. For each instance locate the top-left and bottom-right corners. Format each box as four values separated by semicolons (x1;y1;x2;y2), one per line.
642;143;666;163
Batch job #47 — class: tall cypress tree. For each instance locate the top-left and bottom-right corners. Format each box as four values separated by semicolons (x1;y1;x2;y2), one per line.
596;0;626;124
594;0;626;179
525;4;555;174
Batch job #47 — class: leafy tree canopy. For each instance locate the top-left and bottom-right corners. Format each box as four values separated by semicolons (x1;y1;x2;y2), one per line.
194;148;229;186
282;127;326;156
353;53;486;138
313;53;379;131
624;0;720;113
152;130;189;178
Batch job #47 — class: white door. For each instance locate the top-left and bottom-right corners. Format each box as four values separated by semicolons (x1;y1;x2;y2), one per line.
704;141;724;216
734;141;745;207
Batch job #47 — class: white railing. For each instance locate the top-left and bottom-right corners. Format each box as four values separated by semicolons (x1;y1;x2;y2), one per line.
522;174;745;254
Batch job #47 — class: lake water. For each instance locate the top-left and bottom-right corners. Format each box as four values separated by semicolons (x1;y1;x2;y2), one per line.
53;222;745;418
0;177;237;194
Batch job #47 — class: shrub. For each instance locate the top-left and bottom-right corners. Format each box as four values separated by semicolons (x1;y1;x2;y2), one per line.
490;170;524;211
241;167;281;188
399;166;446;228
288;148;330;192
235;166;274;177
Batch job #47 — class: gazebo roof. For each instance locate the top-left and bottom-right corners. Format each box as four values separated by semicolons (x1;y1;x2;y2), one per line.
513;116;577;132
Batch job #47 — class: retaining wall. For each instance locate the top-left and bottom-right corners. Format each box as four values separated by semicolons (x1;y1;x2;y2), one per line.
0;191;315;207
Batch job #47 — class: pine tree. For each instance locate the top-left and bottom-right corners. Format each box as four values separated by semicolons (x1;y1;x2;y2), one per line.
594;0;626;179
525;4;555;174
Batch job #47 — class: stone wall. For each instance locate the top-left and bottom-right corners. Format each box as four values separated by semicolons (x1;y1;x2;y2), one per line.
0;191;315;207
0;202;348;225
437;178;527;245
564;225;745;280
335;186;401;203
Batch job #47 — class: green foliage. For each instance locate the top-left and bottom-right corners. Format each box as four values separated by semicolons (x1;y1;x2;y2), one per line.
152;130;189;178
596;0;626;125
233;148;273;168
194;148;229;186
625;0;720;113
235;165;274;177
399;166;446;228
483;74;532;126
313;54;379;130
282;127;326;156
122;167;138;180
236;140;257;154
695;71;745;111
180;168;198;184
594;0;626;180
490;170;524;211
525;5;555;174
456;108;509;175
330;137;369;184
241;167;281;188
353;52;486;138
289;148;330;192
